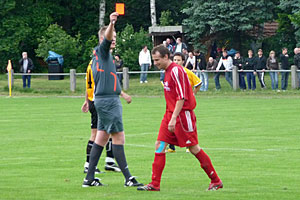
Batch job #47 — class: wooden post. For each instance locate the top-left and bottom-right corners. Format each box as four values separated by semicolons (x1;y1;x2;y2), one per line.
291;65;298;89
123;67;129;90
70;69;76;92
232;66;239;91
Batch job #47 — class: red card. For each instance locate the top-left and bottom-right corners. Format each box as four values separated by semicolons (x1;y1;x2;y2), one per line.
116;3;125;15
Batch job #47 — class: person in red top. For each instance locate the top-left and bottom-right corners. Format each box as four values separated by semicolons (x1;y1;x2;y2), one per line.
137;45;223;192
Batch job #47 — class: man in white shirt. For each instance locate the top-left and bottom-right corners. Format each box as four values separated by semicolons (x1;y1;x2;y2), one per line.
139;45;152;83
185;52;195;70
216;50;233;87
174;37;187;53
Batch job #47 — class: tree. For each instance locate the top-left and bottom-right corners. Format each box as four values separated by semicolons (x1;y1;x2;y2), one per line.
115;24;152;71
35;24;82;72
99;0;106;28
279;0;300;46
182;0;276;53
150;0;157;26
159;10;174;26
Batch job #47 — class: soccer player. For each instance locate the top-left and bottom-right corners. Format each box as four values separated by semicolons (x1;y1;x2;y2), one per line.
166;52;202;153
137;45;222;191
81;60;121;173
82;12;142;187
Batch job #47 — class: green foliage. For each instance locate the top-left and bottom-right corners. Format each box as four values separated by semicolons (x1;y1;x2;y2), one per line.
279;0;300;47
115;24;152;71
182;0;276;49
159;10;174;26
35;24;82;72
78;35;98;72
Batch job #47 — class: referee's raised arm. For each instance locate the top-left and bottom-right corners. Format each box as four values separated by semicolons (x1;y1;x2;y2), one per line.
105;12;119;41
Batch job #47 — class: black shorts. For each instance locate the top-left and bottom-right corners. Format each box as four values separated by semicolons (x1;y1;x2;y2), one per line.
88;100;98;129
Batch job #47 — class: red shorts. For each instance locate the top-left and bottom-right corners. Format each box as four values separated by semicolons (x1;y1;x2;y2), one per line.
157;110;198;147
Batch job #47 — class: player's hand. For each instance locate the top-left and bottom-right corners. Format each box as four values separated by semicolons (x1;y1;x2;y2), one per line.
121;92;132;104
110;12;119;24
168;117;176;132
81;101;89;113
253;72;257;76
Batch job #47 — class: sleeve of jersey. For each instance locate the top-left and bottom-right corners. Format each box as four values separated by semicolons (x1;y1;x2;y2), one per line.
192;74;202;87
97;38;112;58
171;67;187;100
85;61;92;90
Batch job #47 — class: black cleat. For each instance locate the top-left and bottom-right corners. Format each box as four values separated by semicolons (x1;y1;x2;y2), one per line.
82;178;103;187
124;176;143;187
105;163;121;172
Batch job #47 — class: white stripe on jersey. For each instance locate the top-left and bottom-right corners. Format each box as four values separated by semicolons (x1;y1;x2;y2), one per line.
171;66;184;99
185;111;193;132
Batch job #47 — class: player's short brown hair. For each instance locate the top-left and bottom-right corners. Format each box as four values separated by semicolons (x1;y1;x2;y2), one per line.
98;26;115;39
151;45;170;58
173;52;185;61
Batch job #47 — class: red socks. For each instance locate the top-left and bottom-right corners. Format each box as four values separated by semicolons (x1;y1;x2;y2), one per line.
195;149;220;183
151;153;166;188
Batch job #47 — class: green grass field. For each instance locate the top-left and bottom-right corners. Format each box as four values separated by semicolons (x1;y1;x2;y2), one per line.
1;93;300;200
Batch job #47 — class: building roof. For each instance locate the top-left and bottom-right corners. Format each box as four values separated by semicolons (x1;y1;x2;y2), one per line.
149;26;184;36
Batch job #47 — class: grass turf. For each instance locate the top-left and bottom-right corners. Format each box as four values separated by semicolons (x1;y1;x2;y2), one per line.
0;95;300;200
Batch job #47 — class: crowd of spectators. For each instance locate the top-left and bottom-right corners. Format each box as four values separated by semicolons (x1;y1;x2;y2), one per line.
159;38;300;92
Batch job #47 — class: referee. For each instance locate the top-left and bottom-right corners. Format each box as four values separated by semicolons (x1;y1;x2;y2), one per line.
81;60;121;174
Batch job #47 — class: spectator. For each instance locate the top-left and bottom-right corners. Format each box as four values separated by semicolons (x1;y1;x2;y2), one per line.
114;54;123;86
139;45;152;83
266;50;279;91
233;51;246;90
216;50;233;88
244;50;256;90
254;49;267;89
166;38;173;54
294;47;300;89
19;52;34;89
185;52;195;70
280;47;290;91
194;50;207;91
206;57;218;90
182;48;189;66
174;37;187;53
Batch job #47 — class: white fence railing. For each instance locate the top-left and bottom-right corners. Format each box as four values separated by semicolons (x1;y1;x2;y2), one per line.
7;65;300;92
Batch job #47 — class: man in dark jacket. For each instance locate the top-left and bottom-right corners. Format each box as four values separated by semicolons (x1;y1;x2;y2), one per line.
19;52;34;88
233;51;246;90
294;47;300;89
244;50;256;90
280;47;290;91
194;50;207;91
254;49;267;89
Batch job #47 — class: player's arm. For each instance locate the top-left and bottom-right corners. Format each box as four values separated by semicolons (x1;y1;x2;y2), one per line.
194;85;201;95
81;62;91;113
81;91;89;113
168;99;184;132
120;91;132;104
105;12;119;41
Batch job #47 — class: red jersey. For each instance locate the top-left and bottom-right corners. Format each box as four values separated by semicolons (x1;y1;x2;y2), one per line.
163;62;196;112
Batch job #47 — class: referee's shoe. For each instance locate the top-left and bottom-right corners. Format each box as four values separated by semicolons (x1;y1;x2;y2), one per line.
124;176;143;187
82;178;104;187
